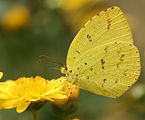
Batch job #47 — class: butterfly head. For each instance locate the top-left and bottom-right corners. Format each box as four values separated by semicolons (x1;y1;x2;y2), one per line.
60;66;68;75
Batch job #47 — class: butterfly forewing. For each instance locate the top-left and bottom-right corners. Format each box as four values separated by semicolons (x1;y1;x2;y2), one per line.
67;6;133;68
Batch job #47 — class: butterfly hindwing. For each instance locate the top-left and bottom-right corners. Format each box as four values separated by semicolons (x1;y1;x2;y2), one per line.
67;42;140;98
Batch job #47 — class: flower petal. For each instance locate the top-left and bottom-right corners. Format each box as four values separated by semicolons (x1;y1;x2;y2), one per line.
0;99;19;109
16;98;31;113
44;93;67;100
0;72;3;79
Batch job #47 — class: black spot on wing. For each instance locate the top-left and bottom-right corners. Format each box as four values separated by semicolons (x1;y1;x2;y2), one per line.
124;72;127;76
101;59;105;69
90;68;93;71
76;51;80;54
85;62;87;65
87;34;91;39
120;54;125;61
101;59;105;65
104;9;108;12
87;34;92;42
107;18;111;30
111;7;115;9
102;79;107;87
128;86;130;88
104;46;108;53
115;80;118;83
116;54;126;69
103;79;107;82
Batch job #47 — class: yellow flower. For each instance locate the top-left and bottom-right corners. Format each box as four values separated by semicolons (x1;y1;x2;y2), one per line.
0;72;3;79
52;77;79;105
59;0;106;11
2;5;30;30
0;76;67;113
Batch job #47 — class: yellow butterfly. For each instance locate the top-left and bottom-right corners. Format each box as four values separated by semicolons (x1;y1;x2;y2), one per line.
60;6;141;98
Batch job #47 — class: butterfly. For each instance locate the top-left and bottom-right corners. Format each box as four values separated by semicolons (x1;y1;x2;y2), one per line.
60;6;141;98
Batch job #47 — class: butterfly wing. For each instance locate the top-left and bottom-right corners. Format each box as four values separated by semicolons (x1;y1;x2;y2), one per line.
67;42;140;98
67;6;134;68
65;6;141;98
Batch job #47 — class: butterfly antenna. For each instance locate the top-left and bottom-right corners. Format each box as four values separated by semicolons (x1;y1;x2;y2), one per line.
38;55;64;67
47;67;60;71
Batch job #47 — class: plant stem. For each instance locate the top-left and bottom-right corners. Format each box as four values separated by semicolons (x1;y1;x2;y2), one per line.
32;110;39;120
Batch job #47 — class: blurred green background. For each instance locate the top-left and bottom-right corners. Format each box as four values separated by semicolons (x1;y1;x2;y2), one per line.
0;0;145;120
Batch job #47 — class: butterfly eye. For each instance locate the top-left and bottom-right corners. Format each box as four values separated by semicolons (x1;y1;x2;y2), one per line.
60;66;67;74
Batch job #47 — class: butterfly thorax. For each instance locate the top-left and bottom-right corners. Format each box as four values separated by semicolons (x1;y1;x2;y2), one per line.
60;66;75;83
60;66;68;75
